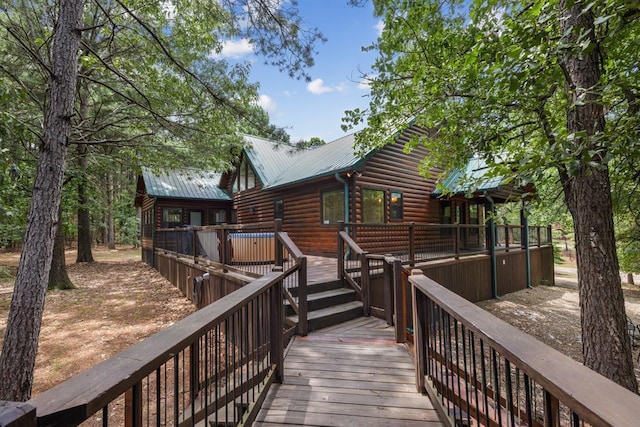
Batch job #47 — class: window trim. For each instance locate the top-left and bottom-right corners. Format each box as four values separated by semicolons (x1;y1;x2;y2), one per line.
321;189;345;225
162;207;183;228
362;187;386;224
274;199;284;220
389;190;403;222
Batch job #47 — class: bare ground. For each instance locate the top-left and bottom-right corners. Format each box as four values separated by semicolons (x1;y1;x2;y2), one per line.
477;265;640;382
0;247;195;396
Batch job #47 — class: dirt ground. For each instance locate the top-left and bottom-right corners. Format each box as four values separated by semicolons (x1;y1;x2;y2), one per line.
3;248;640;397
477;260;640;382
0;246;195;396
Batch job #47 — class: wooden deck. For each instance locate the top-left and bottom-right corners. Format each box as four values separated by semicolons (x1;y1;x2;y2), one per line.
254;317;444;426
306;255;339;286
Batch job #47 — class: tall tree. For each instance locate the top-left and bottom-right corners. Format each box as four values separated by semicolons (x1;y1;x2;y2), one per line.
0;0;323;401
345;0;640;391
0;0;84;401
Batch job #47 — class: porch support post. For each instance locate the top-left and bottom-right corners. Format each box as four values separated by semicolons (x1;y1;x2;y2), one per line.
521;201;532;288
152;199;157;268
484;192;499;299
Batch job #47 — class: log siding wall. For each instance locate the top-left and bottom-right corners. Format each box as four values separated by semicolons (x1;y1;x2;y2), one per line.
230;139;445;255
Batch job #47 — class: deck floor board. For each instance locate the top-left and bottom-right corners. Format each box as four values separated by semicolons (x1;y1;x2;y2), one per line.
255;317;444;426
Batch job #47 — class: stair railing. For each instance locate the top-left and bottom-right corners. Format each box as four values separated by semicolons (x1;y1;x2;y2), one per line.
338;222;373;316
276;227;308;336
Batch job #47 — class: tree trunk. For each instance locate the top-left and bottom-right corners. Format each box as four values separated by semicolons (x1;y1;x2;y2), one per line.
76;144;94;262
559;0;638;392
49;204;74;290
0;0;84;402
106;172;116;249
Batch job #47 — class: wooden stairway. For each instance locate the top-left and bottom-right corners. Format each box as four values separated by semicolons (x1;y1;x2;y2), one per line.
285;279;363;332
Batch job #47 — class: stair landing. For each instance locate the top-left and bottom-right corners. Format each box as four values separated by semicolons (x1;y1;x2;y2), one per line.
254;317;444;426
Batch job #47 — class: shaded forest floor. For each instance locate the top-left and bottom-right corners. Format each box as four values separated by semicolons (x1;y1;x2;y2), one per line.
3;248;640;397
0;246;195;395
478;255;640;384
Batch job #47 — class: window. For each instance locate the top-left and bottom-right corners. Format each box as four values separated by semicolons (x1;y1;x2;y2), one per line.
209;209;227;225
142;209;153;237
390;191;403;221
362;189;385;223
469;204;479;224
189;210;203;226
162;207;183;228
235;158;256;193
321;190;344;224
440;202;452;236
441;203;452;224
274;199;284;220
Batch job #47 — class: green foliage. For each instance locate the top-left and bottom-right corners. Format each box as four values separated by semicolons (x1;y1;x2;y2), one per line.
296;136;326;150
0;0;320;247
344;0;639;190
0;266;12;280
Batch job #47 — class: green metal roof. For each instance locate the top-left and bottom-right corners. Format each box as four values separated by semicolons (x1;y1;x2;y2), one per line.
433;157;505;196
242;133;370;189
142;168;231;201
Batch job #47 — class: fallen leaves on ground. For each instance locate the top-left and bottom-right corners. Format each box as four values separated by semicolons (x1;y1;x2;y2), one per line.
0;247;195;395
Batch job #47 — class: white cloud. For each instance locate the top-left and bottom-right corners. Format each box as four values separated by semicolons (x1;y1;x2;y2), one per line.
375;20;385;36
357;75;376;90
306;78;346;95
257;94;277;115
211;38;254;59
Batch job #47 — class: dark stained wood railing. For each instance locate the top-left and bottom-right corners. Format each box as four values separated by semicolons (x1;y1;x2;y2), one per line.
342;222;552;264
155;220;308;337
21;271;286;426
337;228;369;316
409;271;640;426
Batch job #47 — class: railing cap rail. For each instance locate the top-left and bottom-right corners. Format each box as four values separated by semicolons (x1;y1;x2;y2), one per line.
409;273;640;426
29;271;283;424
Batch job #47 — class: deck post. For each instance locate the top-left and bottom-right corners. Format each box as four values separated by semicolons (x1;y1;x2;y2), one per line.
409;222;415;266
522;207;532;288
270;280;284;383
192;227;197;263
505;224;510;252
537;226;542;247
392;258;405;343
454;223;460;259
361;253;371;316
337;221;345;280
274;219;283;268
298;256;309;336
220;225;228;272
410;270;426;393
383;256;394;326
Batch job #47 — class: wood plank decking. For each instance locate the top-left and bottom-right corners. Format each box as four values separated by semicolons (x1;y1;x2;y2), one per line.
254;317;444;426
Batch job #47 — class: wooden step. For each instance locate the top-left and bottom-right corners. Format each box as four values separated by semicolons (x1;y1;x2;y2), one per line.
288;279;344;297
285;287;357;316
287;301;363;332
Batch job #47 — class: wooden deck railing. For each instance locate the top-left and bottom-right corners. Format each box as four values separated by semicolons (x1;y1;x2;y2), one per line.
341;222;552;264
409;271;640;426
9;271;287;426
155;220;309;336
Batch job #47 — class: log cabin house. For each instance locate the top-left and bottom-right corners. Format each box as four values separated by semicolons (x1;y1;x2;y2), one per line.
135;168;232;265
136;125;534;260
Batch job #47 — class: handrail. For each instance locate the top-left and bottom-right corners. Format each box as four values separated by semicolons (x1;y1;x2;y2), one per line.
154;223;309;337
337;228;369;315
410;272;640;426
342;222;551;265
277;230;308;336
27;272;286;426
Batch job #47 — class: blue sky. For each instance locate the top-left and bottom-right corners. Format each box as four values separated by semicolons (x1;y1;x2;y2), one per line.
216;1;382;143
